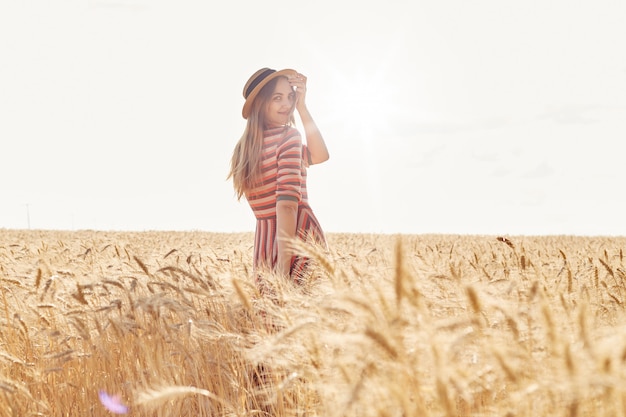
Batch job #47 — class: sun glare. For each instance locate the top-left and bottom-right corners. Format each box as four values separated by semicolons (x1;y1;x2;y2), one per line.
328;69;396;138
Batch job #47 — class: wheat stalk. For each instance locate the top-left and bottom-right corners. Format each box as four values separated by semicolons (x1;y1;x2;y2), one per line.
134;385;229;408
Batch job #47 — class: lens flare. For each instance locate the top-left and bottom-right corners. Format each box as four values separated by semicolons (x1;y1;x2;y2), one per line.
98;390;129;414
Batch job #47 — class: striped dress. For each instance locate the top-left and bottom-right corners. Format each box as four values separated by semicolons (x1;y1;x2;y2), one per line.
245;126;326;283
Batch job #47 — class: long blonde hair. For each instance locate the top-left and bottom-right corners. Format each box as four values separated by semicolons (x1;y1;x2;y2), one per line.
228;76;295;200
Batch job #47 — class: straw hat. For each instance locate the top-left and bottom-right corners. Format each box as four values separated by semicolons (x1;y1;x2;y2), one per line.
242;67;296;119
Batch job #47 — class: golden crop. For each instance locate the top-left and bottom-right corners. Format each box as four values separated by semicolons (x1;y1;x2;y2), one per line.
1;229;626;416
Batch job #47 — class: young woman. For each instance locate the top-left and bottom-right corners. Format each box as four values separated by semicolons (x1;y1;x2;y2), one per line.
228;68;329;284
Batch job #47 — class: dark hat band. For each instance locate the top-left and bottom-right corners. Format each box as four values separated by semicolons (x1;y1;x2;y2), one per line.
244;68;276;98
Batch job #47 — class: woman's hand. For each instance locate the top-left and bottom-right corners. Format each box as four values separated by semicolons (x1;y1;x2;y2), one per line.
289;72;308;113
288;71;329;164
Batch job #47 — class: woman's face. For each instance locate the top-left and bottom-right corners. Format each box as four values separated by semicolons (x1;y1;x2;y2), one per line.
264;77;295;128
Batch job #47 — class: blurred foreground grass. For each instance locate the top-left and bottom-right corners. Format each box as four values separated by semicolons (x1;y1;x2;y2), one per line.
2;229;626;416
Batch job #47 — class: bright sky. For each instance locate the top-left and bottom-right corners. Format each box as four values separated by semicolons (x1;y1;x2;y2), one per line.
1;0;625;236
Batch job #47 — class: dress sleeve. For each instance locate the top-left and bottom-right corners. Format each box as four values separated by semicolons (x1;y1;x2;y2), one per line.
276;129;303;202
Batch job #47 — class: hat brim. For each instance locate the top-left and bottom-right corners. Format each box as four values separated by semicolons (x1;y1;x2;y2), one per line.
242;68;297;119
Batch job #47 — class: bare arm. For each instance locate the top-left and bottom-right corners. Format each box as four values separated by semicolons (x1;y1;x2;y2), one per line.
289;72;329;164
276;199;298;276
297;106;329;164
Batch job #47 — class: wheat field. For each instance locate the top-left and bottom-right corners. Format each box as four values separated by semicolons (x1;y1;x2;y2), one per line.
1;229;626;416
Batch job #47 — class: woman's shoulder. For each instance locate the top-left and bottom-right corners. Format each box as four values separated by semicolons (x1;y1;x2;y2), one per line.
264;126;302;149
278;126;302;145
